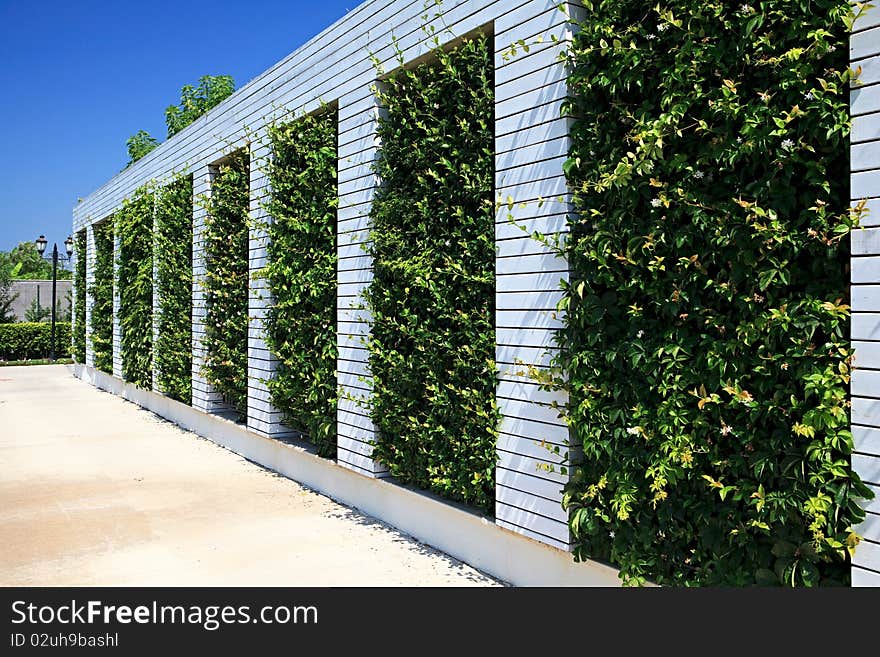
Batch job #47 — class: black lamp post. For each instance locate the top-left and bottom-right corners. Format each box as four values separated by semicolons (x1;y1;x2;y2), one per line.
35;234;74;363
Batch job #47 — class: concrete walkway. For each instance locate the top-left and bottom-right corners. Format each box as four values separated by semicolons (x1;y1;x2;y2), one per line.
0;365;500;586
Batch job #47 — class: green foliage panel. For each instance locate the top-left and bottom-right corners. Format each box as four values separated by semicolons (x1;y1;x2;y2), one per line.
366;35;498;513
263;110;338;456
560;0;872;585
155;175;194;404
90;220;115;374
73;230;87;362
116;186;154;389
0;322;71;361
203;150;250;419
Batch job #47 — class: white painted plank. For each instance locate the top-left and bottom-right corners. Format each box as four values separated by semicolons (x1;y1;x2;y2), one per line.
853;169;880;199
496;485;568;522
495;501;569;540
853;539;880;572
852;26;880;60
852;227;880;255
853;113;880;144
854;3;880;33
853;396;880;426
853;285;880;311
855;453;880;485
854;424;880;456
852;566;880;586
853;313;880;340
855;54;880;88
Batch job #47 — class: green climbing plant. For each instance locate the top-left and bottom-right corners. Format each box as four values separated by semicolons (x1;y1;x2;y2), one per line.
73;230;86;362
202;150;250;419
116;185;155;389
551;0;873;586
155;175;194;404
262;108;338;456
90;219;114;374
364;33;499;512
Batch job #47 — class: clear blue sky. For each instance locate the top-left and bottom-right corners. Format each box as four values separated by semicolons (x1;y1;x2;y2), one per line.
0;0;356;252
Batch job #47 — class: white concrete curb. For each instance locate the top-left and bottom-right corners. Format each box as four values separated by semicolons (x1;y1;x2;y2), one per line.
71;363;622;587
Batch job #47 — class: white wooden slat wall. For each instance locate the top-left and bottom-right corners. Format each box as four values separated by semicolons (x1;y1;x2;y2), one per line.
248;145;299;440
84;225;96;367
152;207;160;391
111;229;122;379
73;0;578;554
191;166;231;415
336;87;389;478
492;2;575;551
851;2;880;587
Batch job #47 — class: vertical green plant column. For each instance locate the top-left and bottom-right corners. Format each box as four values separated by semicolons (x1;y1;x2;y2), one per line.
203;150;250;419
263;110;338;456
365;35;499;512
155;175;194;404
90;219;115;374
116;185;155;389
73;230;87;362
560;0;871;585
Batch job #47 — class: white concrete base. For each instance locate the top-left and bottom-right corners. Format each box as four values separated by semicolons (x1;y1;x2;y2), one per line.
71;364;622;587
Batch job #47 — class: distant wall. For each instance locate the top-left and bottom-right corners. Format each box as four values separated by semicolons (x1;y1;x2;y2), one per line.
9;280;73;322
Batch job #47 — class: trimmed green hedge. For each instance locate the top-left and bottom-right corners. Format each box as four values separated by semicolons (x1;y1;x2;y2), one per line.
90;219;115;374
73;230;86;362
155;175;194;404
559;0;870;586
0;323;71;361
117;185;154;389
263;109;338;456
365;34;499;512
202;150;250;419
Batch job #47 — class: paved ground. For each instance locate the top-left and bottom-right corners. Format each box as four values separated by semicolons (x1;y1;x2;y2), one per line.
0;365;500;586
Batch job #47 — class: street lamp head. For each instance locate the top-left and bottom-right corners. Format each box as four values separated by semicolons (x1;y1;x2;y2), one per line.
35;235;47;256
65;235;74;258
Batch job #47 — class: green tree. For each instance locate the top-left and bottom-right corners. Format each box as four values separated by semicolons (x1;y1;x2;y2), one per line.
126;130;159;166
165;75;235;138
0;268;17;323
0;242;71;280
57;289;72;323
24;297;51;323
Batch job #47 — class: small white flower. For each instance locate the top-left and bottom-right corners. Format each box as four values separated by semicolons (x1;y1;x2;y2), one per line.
609;530;616;539
781;138;795;149
740;3;752;13
804;91;815;101
736;136;743;143
646;33;657;41
636;329;644;338
651;198;663;207
626;426;640;436
657;23;668;32
693;171;705;180
720;424;733;436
